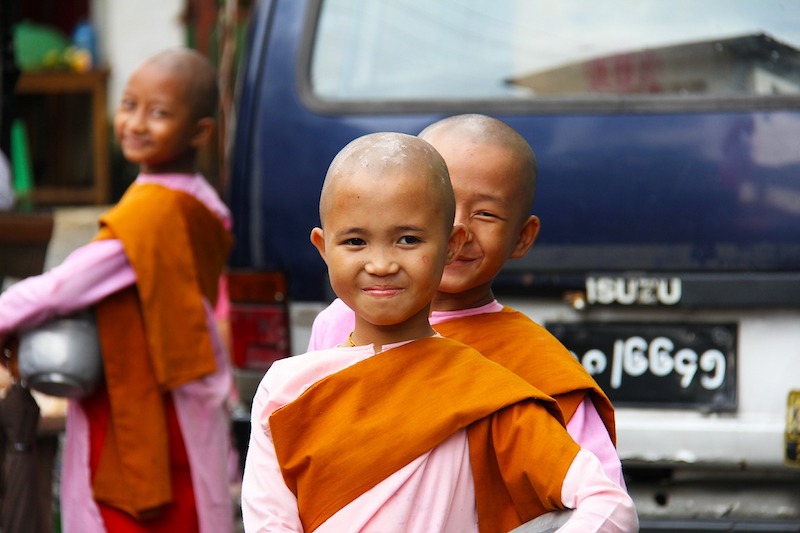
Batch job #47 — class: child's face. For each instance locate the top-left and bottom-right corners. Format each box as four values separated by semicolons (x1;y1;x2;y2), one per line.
114;62;205;174
312;169;460;337
432;135;539;301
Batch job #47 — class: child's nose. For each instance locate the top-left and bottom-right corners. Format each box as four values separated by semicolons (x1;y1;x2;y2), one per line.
128;109;147;131
455;211;474;242
364;251;400;276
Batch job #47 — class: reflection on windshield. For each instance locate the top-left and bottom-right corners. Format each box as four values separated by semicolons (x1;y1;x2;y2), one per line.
509;34;800;96
312;0;800;100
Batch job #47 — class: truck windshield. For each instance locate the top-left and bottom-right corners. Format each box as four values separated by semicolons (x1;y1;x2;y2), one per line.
311;0;800;101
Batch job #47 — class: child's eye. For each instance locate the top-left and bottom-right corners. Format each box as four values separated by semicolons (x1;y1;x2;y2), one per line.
398;235;421;245
119;99;135;111
343;238;366;246
151;108;169;118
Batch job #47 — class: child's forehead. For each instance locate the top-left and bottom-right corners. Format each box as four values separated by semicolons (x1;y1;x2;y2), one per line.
122;64;193;107
126;63;181;91
322;167;449;229
325;173;446;228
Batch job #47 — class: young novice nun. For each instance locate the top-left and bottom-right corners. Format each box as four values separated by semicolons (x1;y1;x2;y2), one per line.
0;48;235;532
241;131;638;532
308;114;627;489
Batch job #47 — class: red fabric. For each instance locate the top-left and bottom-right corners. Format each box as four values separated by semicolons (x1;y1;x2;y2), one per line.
84;390;198;532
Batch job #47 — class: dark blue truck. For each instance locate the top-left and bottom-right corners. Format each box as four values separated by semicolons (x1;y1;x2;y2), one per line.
227;1;800;529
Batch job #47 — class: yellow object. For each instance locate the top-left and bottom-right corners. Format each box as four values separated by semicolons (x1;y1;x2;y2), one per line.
64;46;93;73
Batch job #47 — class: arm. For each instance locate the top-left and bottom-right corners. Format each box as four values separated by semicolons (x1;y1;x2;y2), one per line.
493;402;637;532
566;396;627;489
0;240;135;334
557;450;639;532
240;378;304;532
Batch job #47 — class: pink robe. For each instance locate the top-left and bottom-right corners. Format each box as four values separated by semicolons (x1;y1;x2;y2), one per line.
0;174;234;533
307;297;626;488
241;339;637;532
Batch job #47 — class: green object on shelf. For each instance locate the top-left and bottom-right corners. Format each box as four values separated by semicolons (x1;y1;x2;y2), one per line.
11;119;34;209
13;20;70;70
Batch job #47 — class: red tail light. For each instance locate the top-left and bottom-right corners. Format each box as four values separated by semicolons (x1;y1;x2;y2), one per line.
226;271;291;370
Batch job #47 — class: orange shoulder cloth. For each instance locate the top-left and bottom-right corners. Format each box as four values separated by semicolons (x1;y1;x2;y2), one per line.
434;307;616;445
89;183;233;518
269;336;579;533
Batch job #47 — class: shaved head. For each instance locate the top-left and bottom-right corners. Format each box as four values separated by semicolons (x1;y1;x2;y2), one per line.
141;47;219;119
419;114;538;212
319;132;455;230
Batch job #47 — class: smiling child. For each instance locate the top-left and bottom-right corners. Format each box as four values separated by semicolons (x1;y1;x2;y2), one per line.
241;131;637;532
0;48;235;532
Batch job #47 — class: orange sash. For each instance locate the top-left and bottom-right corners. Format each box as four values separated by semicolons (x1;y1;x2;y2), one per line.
269;336;579;533
89;183;232;517
435;307;617;445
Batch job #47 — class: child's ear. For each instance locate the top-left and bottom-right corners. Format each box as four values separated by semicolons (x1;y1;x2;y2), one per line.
510;215;540;259
310;227;327;262
190;117;215;149
446;223;468;264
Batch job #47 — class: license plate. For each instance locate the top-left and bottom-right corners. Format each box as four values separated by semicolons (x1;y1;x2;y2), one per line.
545;322;737;411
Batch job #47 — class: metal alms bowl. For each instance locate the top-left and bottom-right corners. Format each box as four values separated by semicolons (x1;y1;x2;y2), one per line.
17;311;103;398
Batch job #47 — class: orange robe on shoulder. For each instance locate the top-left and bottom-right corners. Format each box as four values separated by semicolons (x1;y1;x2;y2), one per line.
269;336;580;533
85;183;232;523
435;307;616;444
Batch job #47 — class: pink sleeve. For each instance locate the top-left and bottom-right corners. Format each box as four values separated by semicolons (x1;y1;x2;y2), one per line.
0;240;135;334
307;298;355;351
214;274;230;320
557;449;639;532
240;379;304;532
566;396;626;489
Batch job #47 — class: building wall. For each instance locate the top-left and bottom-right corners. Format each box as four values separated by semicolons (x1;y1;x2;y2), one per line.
91;0;186;113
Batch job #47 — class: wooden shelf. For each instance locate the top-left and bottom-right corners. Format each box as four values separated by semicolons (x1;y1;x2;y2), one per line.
15;69;110;205
0;210;54;279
